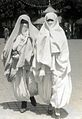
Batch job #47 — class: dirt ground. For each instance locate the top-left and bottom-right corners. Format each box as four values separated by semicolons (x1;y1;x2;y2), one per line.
68;40;82;112
0;38;82;119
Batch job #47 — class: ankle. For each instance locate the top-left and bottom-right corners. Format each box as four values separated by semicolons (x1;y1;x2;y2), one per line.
48;104;53;115
21;101;27;108
55;108;60;116
30;96;37;106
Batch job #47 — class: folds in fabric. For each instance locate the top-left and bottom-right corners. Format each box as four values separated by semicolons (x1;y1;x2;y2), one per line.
12;69;38;101
1;14;38;80
37;32;51;68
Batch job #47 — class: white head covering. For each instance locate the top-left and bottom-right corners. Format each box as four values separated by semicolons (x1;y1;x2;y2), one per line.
2;14;38;69
45;12;59;29
37;12;69;69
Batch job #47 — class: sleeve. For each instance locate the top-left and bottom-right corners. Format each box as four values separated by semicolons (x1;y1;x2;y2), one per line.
55;39;70;77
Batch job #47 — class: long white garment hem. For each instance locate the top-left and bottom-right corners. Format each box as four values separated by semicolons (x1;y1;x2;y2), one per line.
12;68;38;101
37;68;72;108
50;74;72;108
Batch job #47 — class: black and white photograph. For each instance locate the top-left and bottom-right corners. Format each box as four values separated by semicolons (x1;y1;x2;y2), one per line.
0;0;82;119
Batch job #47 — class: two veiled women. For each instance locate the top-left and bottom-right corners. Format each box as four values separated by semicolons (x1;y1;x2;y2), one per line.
2;14;38;113
36;12;72;118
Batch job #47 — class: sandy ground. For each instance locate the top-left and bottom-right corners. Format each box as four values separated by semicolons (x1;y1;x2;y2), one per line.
0;38;82;119
68;40;82;112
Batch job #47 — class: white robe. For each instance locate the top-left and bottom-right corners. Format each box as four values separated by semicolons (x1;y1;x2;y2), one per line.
36;12;72;108
2;15;38;101
12;68;38;101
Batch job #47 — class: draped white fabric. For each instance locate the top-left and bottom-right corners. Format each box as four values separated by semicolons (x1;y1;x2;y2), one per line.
2;14;38;100
12;69;38;101
36;12;72;108
2;14;38;71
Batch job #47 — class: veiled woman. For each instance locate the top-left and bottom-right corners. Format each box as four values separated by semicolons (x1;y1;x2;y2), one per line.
1;14;38;113
36;12;72;119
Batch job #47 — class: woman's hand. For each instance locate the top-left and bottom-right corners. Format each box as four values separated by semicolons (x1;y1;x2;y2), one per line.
39;69;45;76
2;51;7;60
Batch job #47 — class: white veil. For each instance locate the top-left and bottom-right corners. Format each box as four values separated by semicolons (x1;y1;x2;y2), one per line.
2;14;38;69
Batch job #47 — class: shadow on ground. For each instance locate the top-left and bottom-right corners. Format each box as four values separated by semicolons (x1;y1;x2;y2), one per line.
0;101;68;118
